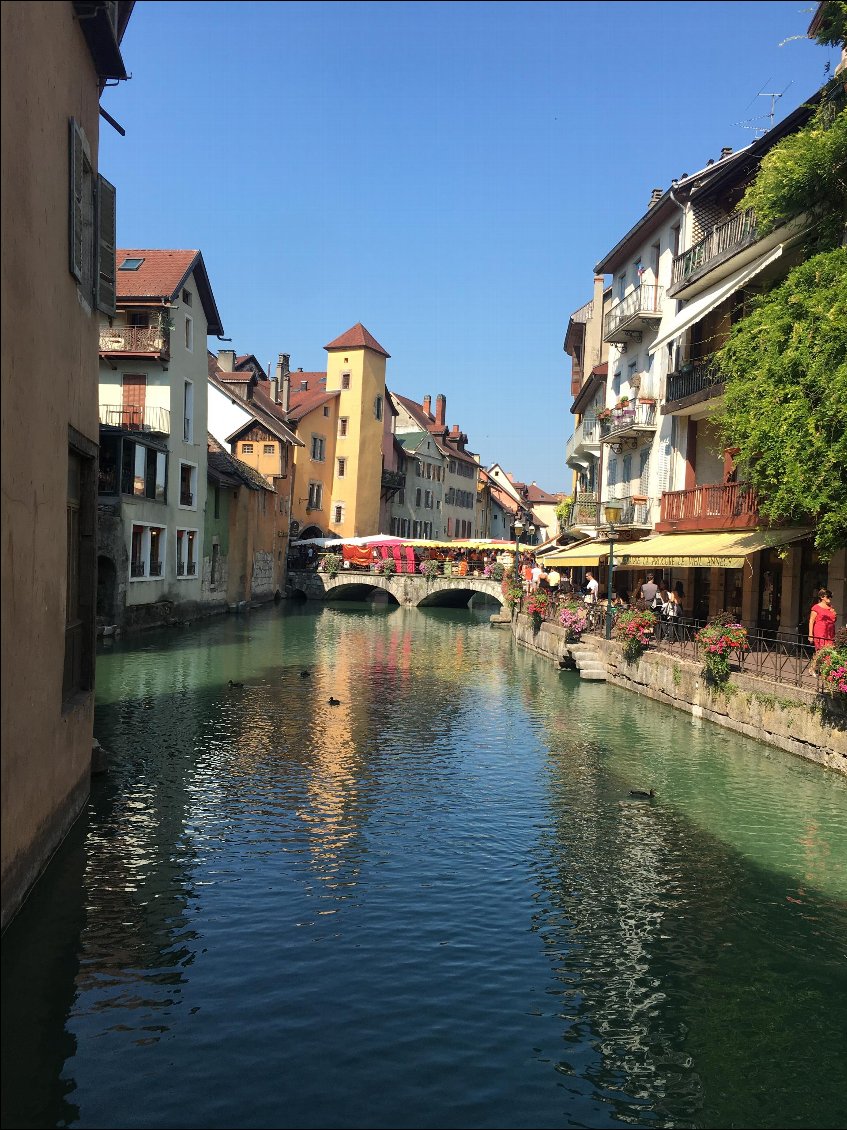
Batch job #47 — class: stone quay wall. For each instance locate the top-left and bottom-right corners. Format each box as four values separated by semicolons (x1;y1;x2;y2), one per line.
512;613;846;774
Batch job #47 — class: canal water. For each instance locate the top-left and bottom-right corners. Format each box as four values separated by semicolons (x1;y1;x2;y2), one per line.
3;603;847;1130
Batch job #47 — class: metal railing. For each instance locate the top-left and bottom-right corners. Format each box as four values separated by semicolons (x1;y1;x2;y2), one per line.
600;401;657;439
665;357;724;404
660;481;759;526
99;325;170;354
149;560;162;577
180;491;194;507
130;561;145;578
603;284;663;340
671;209;757;288
567;492;601;529
99;404;171;434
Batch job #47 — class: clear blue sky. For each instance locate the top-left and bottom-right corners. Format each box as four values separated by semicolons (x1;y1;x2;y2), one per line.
102;1;836;491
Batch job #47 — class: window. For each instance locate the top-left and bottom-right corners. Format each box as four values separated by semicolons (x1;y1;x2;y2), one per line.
182;288;192;306
622;454;632;484
671;225;681;257
64;441;95;702
69;118;116;315
608;457;618;487
130;523;166;581
425;490;433;509
633;256;642;283
242;443;254;454
213;484;220;519
179;461;197;507
263;444;275;455
176;528;198;577
617;272;626;300
374;395;383;421
119;441;165;501
311;435;325;462
651;242;660;277
416;488;422;507
339;417;348;437
613;371;622;398
184;315;193;352
307;482;323;510
337;457;347;478
447;518;453;536
398;487;405;505
323;406;330;417
119;257;144;271
333;503;345;525
341;372;351;390
183;380;194;443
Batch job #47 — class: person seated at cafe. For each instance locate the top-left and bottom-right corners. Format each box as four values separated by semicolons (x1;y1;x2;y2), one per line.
547;567;561;595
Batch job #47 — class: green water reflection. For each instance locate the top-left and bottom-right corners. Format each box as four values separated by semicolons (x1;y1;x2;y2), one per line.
2;603;846;1129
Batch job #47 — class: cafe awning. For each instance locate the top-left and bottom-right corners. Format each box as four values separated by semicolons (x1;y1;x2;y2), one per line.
612;527;813;569
542;541;613;568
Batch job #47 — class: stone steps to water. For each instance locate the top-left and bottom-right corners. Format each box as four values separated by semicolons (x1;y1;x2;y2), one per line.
569;642;607;682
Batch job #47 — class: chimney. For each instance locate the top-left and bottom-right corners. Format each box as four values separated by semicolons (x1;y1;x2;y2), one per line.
647;188;663;209
218;348;236;372
720;146;733;160
422;395;432;417
276;353;290;414
450;424;460;438
435;393;446;428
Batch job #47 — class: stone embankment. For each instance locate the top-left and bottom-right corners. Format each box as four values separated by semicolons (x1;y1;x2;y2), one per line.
512;613;846;773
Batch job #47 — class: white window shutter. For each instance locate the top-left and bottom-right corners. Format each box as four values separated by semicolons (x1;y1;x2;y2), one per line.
96;175;117;316
69;118;84;281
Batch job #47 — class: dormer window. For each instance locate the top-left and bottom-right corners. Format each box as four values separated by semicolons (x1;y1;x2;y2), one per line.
300;380;309;391
119;257;144;271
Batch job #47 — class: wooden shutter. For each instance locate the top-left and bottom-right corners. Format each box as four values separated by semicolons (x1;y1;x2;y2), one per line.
96;175;117;315
69;118;84;281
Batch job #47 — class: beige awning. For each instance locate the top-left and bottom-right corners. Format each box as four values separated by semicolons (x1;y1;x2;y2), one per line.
649;244;784;355
612;527;812;569
542;541;612;568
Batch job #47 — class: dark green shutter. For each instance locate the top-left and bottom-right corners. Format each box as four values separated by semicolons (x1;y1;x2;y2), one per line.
96;175;117;315
69;118;84;281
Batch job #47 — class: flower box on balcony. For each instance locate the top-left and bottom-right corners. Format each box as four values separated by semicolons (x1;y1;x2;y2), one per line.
631;495;648;505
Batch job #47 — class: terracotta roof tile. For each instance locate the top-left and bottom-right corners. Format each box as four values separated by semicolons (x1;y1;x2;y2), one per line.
116;249;199;299
286;387;339;423
324;322;390;357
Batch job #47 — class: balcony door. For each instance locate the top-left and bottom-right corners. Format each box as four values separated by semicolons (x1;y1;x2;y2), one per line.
122;374;146;430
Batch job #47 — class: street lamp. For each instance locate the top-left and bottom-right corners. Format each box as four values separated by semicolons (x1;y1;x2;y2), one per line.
604;503;622;640
513;518;524;572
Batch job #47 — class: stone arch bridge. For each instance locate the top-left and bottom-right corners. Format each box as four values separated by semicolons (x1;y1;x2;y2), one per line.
287;569;505;608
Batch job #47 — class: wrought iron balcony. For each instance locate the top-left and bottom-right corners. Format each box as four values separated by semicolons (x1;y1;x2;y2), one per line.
605;488;653;528
657;481;759;532
99;324;170;358
99;403;171;435
599;401;657;443
149;560;163;577
603;285;663;344
670;209;757;294
566;492;601;530
130;561;145;578
665;358;725;407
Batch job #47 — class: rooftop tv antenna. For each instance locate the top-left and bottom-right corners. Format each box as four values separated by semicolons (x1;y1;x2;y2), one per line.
734;82;792;139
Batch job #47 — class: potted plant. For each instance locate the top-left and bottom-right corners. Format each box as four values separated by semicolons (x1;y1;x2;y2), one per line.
695;614;749;686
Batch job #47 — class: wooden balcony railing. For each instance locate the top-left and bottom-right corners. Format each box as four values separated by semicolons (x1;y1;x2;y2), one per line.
665;358;724;405
671;209;757;290
603;284;663;342
99;324;170;355
99;403;171;434
658;481;759;531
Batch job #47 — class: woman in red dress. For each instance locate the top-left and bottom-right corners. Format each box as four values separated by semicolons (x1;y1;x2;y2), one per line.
808;588;837;651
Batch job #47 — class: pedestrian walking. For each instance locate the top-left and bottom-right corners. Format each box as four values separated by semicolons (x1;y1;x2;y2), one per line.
809;589;837;651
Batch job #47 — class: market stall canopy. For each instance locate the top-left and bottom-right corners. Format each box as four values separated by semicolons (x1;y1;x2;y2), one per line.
541;541;613;568
612;528;813;569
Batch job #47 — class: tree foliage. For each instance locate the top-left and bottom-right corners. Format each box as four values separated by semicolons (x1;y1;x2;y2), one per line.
739;97;847;251
810;0;847;49
717;249;847;558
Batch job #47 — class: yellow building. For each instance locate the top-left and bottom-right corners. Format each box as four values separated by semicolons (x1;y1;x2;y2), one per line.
285;369;340;539
323;323;390;538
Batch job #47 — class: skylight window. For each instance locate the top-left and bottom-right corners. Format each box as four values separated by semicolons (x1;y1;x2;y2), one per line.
119;257;145;270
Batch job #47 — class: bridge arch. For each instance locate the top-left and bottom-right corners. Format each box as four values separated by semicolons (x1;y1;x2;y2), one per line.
286;570;505;609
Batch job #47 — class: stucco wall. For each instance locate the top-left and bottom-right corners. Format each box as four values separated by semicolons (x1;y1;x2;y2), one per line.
1;2;105;928
513;615;846;773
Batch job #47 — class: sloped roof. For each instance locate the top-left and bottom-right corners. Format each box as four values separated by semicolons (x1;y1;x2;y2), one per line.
207;436;274;491
116;249;224;335
287;387;339;424
208;365;303;447
394;392;479;467
324;322;390;357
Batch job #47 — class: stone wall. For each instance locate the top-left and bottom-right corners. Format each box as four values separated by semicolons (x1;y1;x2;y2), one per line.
513;614;846;774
